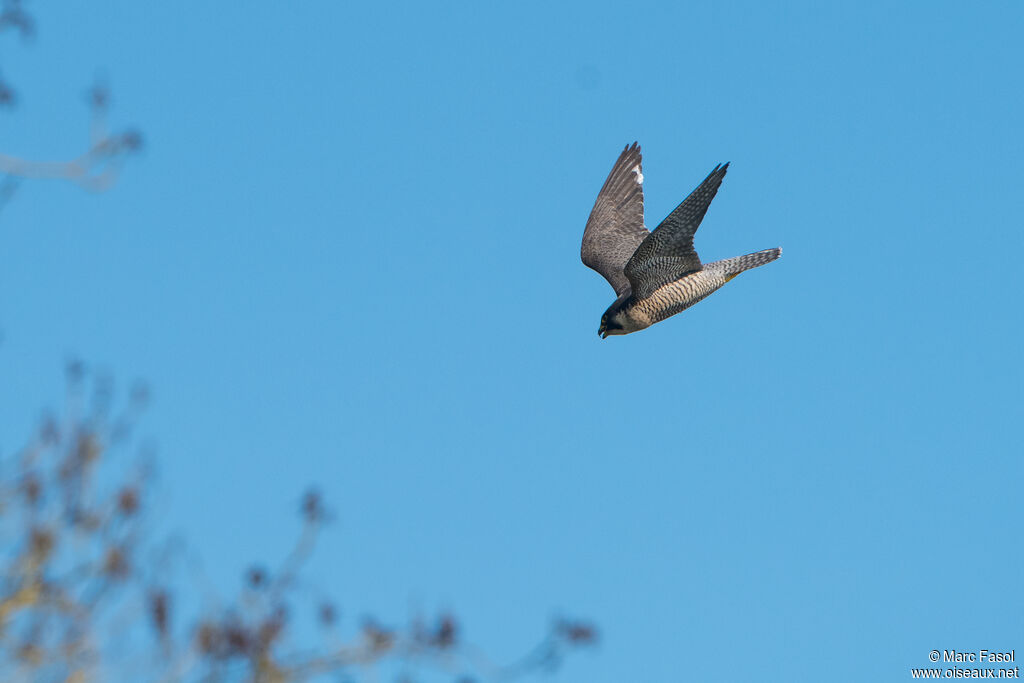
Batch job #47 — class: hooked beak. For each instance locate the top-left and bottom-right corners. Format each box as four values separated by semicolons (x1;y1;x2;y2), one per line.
598;328;607;339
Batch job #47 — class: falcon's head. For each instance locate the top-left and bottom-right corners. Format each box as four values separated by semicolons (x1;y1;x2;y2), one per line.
598;298;630;339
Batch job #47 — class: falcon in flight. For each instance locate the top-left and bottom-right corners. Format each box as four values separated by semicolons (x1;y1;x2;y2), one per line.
581;142;781;338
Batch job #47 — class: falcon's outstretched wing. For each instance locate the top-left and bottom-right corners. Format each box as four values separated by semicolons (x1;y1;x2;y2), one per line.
581;142;649;297
624;162;728;300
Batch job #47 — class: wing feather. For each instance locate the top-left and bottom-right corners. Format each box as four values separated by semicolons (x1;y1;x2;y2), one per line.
580;142;649;296
623;162;728;299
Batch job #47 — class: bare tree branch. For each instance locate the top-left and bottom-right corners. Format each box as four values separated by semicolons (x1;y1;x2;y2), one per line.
1;366;596;682
0;5;141;204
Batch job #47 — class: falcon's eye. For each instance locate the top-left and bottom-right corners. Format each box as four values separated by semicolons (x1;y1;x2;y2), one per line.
601;316;607;324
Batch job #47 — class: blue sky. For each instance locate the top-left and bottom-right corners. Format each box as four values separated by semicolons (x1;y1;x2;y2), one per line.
1;1;1022;681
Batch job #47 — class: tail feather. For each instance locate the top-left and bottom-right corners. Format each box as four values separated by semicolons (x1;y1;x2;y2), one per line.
716;247;782;282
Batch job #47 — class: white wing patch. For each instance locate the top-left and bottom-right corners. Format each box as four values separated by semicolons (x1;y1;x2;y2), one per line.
632;164;643;184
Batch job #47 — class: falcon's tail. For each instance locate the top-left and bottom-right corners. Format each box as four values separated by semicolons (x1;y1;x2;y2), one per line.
716;247;782;282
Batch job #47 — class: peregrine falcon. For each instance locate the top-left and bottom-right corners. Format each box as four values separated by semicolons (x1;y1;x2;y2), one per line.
581;142;781;338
